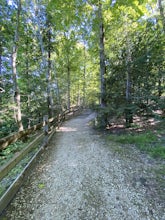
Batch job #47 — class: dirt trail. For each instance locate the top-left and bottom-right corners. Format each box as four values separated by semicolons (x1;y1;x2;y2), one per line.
1;110;165;220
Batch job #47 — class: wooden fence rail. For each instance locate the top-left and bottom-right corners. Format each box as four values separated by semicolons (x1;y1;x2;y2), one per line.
0;133;44;182
0;106;82;180
0;106;81;151
0;105;82;215
0;123;43;151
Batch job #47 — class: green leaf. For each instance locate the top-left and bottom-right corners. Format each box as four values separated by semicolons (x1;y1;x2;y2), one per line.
38;183;45;189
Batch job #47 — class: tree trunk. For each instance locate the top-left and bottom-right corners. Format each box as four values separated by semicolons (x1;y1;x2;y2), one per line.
125;70;133;127
67;64;71;110
25;38;31;128
125;17;133;127
64;32;71;111
98;0;106;107
0;42;4;96
158;0;165;33
34;3;54;118
52;61;61;107
97;1;108;127
0;42;2;81
158;67;163;97
47;20;54;118
0;42;3;104
12;0;23;131
77;82;81;106
83;45;86;106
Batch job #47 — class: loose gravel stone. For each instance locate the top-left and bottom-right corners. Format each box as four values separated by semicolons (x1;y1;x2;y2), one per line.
0;110;164;220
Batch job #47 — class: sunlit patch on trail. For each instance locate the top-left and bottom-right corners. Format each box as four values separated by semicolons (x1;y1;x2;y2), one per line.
68;162;78;167
77;145;83;149
58;126;77;132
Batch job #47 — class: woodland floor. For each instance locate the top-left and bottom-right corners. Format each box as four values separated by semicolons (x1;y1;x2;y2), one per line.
0;110;165;220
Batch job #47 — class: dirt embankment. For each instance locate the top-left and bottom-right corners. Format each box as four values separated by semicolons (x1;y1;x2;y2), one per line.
1;110;165;220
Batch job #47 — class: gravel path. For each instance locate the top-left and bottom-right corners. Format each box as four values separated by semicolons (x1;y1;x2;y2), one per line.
1;110;165;220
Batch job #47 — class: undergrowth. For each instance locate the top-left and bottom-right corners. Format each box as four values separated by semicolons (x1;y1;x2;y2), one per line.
0;141;26;166
107;132;165;159
0;134;37;167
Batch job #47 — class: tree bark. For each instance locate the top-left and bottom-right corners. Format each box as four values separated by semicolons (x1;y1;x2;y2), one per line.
0;42;4;97
34;3;54;118
98;0;106;107
83;45;86;106
125;68;133;127
158;0;165;33
158;67;163;97
47;19;54;118
125;17;133;127
0;42;2;79
52;61;61;107
12;0;23;131
0;42;4;106
25;38;31;128
67;64;71;110
64;32;71;110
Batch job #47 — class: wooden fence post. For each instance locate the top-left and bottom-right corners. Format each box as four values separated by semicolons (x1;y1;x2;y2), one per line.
58;114;61;129
43;115;49;147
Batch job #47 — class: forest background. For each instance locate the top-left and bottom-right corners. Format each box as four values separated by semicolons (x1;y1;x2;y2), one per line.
0;0;164;137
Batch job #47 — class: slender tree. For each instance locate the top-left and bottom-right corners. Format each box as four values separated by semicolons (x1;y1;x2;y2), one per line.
125;16;133;127
46;17;54;117
12;0;24;131
157;0;165;32
33;0;54;118
98;0;106;107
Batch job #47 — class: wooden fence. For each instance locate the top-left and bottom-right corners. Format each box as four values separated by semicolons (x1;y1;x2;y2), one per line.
0;105;82;214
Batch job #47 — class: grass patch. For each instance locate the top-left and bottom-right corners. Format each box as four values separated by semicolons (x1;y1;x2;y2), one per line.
0;185;6;197
107;132;165;159
107;132;157;144
150;146;165;159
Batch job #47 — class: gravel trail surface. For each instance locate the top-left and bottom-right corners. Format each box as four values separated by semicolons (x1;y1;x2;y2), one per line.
1;110;165;220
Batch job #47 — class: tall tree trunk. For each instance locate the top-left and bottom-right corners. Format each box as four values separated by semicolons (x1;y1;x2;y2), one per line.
25;38;31;128
83;45;86;107
67;63;71;110
12;0;23;131
0;42;2;81
0;42;4;95
34;2;54;118
0;42;4;104
64;32;71;110
125;17;133;127
98;0;106;107
158;0;165;33
96;0;108;127
47;19;54;118
158;67;163;97
125;65;133;127
52;61;61;107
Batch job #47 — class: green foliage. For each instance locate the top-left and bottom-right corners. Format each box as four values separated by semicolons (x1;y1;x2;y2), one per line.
0;0;165;135
0;141;27;166
150;146;165;159
94;105;117;128
107;132;165;159
38;183;45;189
0;119;18;139
0;185;6;197
107;132;157;144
